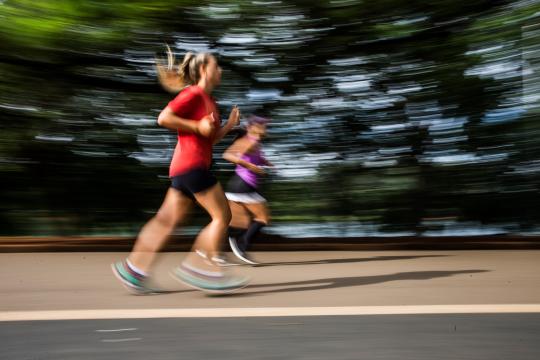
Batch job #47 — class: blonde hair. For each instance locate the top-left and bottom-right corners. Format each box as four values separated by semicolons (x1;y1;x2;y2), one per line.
156;45;212;93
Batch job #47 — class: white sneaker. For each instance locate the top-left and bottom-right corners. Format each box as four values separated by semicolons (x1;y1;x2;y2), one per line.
211;254;236;267
196;249;236;267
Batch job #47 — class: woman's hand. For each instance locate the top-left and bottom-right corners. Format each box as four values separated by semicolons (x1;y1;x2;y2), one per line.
198;112;216;137
248;163;266;175
227;105;240;128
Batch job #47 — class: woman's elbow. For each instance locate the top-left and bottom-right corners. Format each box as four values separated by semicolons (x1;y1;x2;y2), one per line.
158;109;175;128
157;112;167;127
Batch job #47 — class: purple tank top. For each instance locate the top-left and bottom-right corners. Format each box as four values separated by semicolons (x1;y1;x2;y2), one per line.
236;137;265;188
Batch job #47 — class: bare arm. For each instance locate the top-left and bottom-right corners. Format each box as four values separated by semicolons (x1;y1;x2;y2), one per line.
157;107;213;137
223;138;265;175
213;118;236;144
213;106;240;144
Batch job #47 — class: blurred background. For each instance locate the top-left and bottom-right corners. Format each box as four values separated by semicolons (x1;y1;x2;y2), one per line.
0;0;539;239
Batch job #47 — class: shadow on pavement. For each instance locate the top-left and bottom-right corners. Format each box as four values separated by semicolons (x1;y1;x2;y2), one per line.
258;254;450;267
240;269;489;296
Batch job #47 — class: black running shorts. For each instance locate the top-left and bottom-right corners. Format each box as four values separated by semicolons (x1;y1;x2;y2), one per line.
226;173;257;194
170;168;218;200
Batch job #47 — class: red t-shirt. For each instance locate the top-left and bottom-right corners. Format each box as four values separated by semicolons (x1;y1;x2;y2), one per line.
166;85;220;177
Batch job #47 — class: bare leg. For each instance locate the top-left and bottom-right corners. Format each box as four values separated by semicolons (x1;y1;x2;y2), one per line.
171;183;250;291
184;183;231;271
229;200;251;229
244;202;270;225
129;188;193;273
239;202;270;256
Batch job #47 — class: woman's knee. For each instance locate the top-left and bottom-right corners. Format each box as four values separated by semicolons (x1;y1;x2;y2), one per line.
212;206;232;227
154;209;178;229
152;189;187;228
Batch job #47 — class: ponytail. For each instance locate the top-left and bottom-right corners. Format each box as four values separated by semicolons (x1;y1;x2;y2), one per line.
179;52;197;86
156;45;212;94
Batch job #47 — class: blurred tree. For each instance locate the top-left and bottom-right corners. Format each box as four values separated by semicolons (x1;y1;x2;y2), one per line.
0;0;538;236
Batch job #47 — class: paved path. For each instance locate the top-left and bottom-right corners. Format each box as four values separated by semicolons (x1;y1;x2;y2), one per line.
2;251;540;311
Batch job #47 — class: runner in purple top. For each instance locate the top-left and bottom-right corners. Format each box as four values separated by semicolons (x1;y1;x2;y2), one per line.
235;136;266;187
223;116;273;265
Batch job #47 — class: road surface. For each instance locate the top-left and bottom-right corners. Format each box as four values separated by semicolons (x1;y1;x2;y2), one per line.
1;250;539;359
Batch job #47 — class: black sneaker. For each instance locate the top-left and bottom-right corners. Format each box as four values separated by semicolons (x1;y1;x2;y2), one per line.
229;236;259;265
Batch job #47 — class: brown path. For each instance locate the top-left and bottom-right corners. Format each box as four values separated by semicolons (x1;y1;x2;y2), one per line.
1;250;539;312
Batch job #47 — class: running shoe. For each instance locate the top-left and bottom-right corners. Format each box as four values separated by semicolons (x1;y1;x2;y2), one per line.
195;249;236;267
212;254;235;267
171;263;249;294
229;236;259;265
111;260;163;295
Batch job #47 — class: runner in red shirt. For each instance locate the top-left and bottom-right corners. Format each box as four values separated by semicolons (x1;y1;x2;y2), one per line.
112;49;248;293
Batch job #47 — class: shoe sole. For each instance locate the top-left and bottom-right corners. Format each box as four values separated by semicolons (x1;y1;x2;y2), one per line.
214;262;238;267
111;263;166;295
228;237;259;265
169;269;249;295
111;263;149;296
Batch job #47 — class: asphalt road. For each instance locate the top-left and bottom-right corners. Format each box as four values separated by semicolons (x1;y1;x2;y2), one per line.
2;314;540;360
